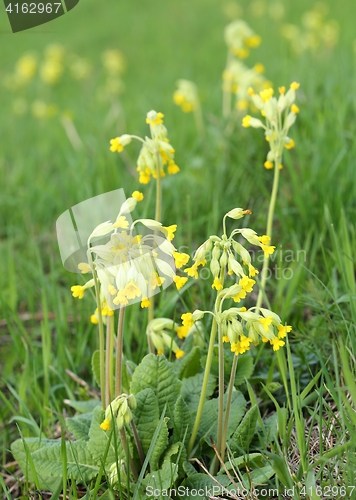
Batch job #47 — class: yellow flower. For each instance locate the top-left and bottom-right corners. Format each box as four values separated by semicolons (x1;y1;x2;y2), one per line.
290;81;300;90
175;349;185;359
132;191;144;202
278;324;292;338
258;235;270;245
259;88;274;102
139;171;151;184
90;314;99;324
78;262;91;274
245;35;261;47
291;104;300;114
113;290;129;306
146;111;164;125
113;216;129;229
110;137;124;153
174;275;188;290
141;297;151;308
264;161;274;169
162;224;177;241
259;316;273;332
278;86;286;94
261;244;276;257
71;285;85;299
233;290;247;302
212;277;223;291
181;312;194;328
270;337;285;351
239;276;255;292
242;115;251;127
124;280;141;300
100;418;111;431
285;138;295;150
222;335;229;343
177;325;190;339
157;349;164;355
173;251;190;269
167;162;180;175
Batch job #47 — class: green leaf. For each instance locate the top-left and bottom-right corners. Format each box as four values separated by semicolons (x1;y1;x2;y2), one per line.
149;417;169;471
180;372;216;412
174;346;201;379
242;464;275;487
234;355;254;386
173;395;192;444
11;438;61;492
265;451;294;488
141;459;179;498
64;399;101;414
66;412;92;441
231;404;259;451
32;440;99;482
199;391;246;443
87;406;126;467
131;354;181;417
134;388;160;455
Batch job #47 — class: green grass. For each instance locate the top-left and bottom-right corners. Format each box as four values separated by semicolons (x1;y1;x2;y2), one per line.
1;0;356;497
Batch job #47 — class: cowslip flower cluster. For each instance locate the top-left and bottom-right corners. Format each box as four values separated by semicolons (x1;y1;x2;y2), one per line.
185;305;291;356
242;82;300;169
184;208;275;295
101;49;126;97
222;60;267;110
173;79;199;113
100;393;136;431
146;318;185;359
40;44;65;85
110;110;180;184
70;193;190;316
281;5;339;56
224;20;261;59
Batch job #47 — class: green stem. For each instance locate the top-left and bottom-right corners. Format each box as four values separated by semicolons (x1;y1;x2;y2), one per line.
120;428;138;481
109;315;115;400
130;420;145;466
92;269;105;409
216;323;224;459
222;51;233;118
105;317;112;407
256;158;281;310
115;307;125;397
188;313;218;456
220;354;238;463
147;145;163;354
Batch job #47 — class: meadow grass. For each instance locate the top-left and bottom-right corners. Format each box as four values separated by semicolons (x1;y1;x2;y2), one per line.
1;0;356;497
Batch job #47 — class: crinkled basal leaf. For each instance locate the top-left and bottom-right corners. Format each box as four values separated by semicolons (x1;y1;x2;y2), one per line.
91;350;101;387
234;354;254;385
130;354;181;417
173;396;191;445
180;372;216;412
149;417;169;471
242;464;275;488
134;388;159;455
12;438;99;489
141;459;179;498
11;438;62;492
66;413;93;441
231;404;259;451
32;440;99;482
198;391;246;443
88;406;126;466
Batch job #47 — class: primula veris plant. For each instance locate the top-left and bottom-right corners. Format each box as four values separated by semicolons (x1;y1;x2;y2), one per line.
110;110;180;185
224;20;261;59
173;79;205;139
185;208;291;467
242;81;300;170
242;82;300;309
